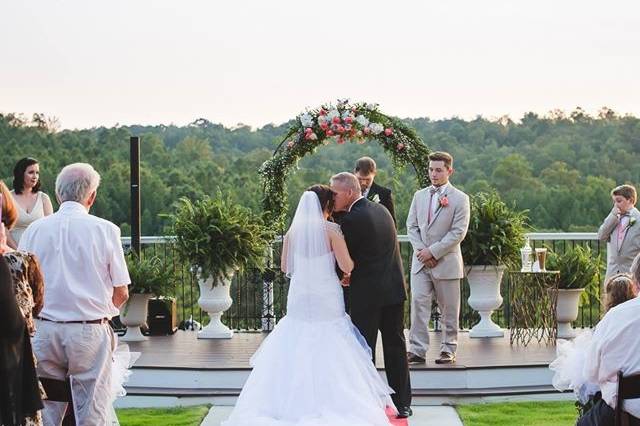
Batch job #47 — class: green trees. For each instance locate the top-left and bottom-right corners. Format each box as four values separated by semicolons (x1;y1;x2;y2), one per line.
1;108;638;235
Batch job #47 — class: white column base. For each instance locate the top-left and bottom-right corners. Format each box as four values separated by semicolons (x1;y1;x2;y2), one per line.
121;326;148;342
198;313;234;339
469;311;505;338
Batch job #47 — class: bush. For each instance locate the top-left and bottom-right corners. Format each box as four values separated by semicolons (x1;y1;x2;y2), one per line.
462;192;528;267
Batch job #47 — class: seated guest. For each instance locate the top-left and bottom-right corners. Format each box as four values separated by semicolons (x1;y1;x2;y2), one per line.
597;184;640;280
19;163;130;426
0;254;43;426
576;258;640;425
550;273;638;405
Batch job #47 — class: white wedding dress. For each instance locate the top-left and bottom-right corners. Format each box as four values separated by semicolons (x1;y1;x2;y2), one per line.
222;192;395;426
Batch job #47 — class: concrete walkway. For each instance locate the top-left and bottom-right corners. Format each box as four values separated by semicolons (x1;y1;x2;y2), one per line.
201;405;464;425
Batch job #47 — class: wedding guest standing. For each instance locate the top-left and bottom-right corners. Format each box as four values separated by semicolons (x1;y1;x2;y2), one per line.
406;151;470;365
0;255;43;426
9;158;54;248
19;163;130;426
597;184;640;280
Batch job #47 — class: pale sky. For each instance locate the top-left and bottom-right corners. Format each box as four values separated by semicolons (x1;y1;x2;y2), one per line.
1;0;639;130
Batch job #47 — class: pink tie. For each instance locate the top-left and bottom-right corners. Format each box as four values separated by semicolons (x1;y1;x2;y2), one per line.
617;218;627;245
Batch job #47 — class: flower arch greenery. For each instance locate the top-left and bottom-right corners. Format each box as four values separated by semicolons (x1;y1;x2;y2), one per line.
259;100;431;231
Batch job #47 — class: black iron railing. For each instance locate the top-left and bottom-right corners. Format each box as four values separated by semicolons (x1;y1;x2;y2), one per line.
123;233;605;332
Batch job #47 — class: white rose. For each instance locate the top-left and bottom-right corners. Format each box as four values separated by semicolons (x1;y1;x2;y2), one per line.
300;113;313;128
372;194;380;203
366;103;378;111
355;115;369;127
327;109;340;121
370;123;384;135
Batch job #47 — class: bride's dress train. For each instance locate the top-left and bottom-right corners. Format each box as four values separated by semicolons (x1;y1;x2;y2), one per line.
222;248;395;425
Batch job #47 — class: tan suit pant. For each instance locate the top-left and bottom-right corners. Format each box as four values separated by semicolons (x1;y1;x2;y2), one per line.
32;319;115;426
408;267;460;357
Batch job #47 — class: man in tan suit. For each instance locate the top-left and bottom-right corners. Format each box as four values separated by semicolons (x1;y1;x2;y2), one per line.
406;152;470;364
597;184;640;279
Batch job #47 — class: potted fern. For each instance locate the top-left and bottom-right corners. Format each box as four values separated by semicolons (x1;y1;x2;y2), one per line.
546;246;599;339
462;192;528;337
121;254;175;342
171;194;272;339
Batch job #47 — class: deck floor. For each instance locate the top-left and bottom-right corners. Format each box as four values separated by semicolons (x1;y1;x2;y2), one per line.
125;329;558;370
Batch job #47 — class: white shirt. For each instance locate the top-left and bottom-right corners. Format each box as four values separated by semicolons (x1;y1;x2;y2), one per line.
584;296;640;417
19;201;131;321
429;182;450;222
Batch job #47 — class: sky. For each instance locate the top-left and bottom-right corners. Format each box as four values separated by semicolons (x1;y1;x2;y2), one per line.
1;0;639;130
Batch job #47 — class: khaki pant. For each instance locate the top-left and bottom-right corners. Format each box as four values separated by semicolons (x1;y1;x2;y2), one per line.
408;268;460;357
32;320;115;426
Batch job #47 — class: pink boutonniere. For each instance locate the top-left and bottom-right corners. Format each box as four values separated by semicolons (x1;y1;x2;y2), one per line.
439;195;449;207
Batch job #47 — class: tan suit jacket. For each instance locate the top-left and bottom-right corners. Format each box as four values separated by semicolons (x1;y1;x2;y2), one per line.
597;207;640;278
406;184;470;279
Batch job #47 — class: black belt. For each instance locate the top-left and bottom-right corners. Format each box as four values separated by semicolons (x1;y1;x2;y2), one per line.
37;317;108;325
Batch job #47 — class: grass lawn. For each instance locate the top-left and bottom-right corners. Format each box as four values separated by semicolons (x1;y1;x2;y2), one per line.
456;401;578;426
115;405;210;426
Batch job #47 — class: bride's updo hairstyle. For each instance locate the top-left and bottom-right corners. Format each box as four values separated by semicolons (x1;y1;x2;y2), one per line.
604;273;637;312
306;184;335;214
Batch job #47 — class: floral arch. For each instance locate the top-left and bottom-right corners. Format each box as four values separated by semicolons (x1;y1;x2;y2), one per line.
259;100;431;230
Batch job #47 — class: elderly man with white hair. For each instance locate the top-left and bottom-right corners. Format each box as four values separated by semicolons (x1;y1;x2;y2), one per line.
19;163;130;426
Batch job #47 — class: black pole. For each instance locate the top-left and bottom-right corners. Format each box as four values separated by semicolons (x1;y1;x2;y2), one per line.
130;136;141;256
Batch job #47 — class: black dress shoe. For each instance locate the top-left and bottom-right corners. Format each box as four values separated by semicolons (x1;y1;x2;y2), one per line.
435;351;456;364
396;406;413;418
407;352;426;364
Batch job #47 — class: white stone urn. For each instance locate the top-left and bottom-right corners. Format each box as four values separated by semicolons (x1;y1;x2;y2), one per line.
120;293;152;342
197;274;234;339
466;265;505;338
555;288;584;339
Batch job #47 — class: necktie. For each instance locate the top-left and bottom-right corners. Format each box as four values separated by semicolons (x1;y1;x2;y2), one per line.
428;187;438;224
617;215;629;245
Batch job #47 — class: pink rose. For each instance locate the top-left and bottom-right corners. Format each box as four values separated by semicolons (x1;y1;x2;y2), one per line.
439;196;449;207
326;129;334;136
385;128;393;136
363;127;371;135
332;116;341;124
287;141;294;148
397;143;405;150
344;117;353;124
337;137;345;144
320;122;329;130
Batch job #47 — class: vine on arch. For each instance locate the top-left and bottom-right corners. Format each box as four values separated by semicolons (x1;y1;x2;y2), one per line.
260;100;431;230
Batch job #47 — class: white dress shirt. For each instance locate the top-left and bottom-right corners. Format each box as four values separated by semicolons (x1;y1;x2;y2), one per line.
584;296;640;417
19;201;130;321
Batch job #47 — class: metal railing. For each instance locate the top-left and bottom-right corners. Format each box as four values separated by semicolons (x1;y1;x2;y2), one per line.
124;233;605;331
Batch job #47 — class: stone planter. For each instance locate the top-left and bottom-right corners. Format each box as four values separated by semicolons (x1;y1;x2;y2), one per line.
120;293;152;342
198;275;234;339
467;265;505;338
555;288;584;339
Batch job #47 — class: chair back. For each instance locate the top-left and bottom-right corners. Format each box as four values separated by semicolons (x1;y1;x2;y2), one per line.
615;371;640;426
39;377;75;426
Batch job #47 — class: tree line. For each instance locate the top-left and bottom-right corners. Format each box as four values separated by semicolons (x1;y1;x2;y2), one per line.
1;107;638;235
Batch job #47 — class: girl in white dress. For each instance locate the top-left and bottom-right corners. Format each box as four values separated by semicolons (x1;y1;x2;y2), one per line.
550;273;638;403
223;185;395;426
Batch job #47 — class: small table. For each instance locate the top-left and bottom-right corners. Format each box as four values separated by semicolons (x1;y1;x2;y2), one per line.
508;271;559;346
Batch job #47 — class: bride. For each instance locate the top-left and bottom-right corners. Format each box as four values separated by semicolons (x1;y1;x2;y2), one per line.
222;185;396;426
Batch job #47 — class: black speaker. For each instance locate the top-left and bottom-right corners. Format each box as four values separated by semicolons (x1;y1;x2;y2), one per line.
147;297;177;335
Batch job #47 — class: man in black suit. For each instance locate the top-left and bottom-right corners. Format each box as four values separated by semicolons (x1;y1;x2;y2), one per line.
330;172;412;419
354;156;396;223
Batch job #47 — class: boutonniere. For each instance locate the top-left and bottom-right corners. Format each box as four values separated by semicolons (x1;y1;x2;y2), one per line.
629;218;637;228
371;194;381;203
439;195;449;207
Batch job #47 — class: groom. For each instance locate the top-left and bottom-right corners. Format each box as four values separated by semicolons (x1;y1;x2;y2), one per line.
330;172;412;418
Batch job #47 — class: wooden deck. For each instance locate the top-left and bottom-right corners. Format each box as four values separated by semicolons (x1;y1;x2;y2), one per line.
121;329;568;401
126;329;557;370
